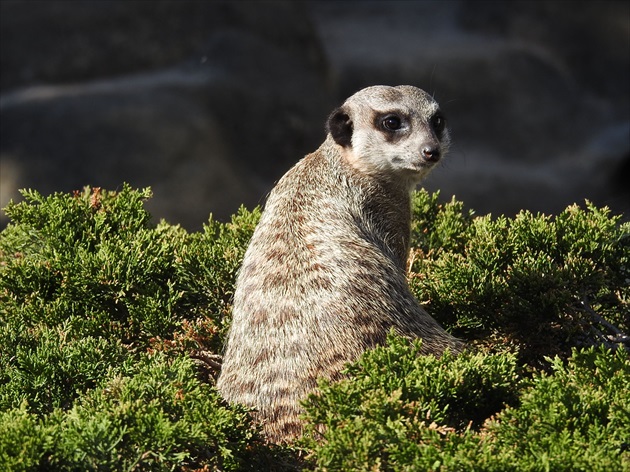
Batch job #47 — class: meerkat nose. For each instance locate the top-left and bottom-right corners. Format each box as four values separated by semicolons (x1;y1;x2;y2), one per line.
421;146;441;163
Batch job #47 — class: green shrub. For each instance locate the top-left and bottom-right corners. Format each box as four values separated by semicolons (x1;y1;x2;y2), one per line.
0;186;277;471
0;322;129;415
410;191;630;364
1;354;269;471
483;345;630;472
0;186;259;415
0;185;627;471
300;334;521;470
301;337;629;471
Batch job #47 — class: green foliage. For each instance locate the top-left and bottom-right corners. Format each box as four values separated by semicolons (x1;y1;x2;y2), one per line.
301;337;630;471
0;186;274;471
1;354;268;471
0;186;259;415
0;185;628;471
482;345;630;471
410;190;630;362
301;334;520;470
0;321;129;415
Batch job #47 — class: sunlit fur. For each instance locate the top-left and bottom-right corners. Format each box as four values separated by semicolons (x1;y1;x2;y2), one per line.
342;85;450;188
217;85;462;443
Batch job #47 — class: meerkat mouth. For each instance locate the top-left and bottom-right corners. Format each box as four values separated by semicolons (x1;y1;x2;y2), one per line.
410;156;439;171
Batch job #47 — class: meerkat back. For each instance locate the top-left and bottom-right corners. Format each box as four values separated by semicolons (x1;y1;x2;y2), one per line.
216;85;462;443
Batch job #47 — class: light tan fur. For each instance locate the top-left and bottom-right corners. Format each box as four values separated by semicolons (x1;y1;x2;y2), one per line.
216;85;462;443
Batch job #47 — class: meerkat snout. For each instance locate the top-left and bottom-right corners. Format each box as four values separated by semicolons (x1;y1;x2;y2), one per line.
421;111;447;163
421;145;441;163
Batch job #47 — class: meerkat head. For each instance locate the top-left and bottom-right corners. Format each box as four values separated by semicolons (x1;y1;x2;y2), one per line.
327;85;450;187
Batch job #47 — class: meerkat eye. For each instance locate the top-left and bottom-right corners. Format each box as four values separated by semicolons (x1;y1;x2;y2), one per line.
381;115;403;131
431;113;446;137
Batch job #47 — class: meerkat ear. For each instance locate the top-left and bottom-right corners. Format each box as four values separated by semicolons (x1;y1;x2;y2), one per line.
327;107;353;148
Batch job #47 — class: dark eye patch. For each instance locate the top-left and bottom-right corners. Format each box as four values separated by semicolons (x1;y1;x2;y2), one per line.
374;112;408;130
372;111;410;143
430;112;446;138
382;115;402;131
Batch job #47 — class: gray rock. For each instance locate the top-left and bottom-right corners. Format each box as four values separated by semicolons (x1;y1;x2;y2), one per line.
1;0;332;228
1;0;628;229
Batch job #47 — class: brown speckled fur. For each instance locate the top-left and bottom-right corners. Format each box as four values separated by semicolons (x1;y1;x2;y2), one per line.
216;86;463;443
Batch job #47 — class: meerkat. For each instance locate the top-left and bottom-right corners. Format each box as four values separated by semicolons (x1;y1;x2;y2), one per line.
216;85;463;443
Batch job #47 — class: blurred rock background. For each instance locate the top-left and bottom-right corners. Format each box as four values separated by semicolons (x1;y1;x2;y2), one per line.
1;0;628;229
